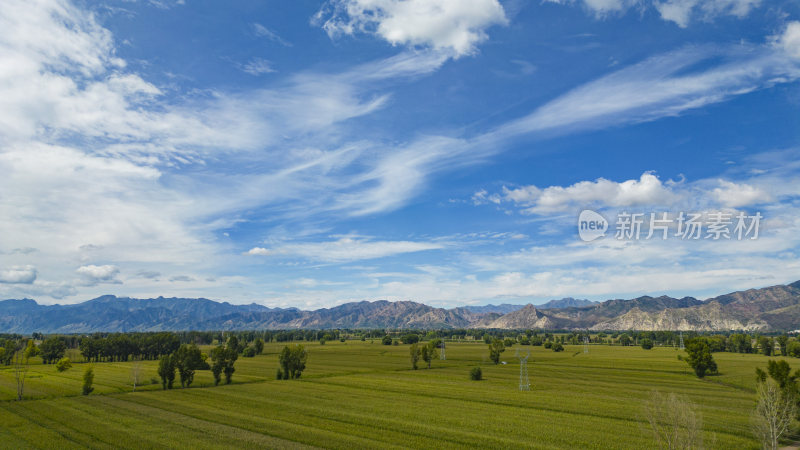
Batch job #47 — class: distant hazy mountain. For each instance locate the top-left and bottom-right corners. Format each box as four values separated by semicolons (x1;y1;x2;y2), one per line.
536;298;597;309
2;280;800;332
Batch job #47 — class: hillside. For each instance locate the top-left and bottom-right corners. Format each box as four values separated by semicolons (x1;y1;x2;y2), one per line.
1;280;799;332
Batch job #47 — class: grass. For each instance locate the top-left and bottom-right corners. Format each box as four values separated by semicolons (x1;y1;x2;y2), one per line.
0;340;786;449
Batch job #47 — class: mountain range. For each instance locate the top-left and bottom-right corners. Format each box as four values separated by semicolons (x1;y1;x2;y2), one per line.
1;280;798;333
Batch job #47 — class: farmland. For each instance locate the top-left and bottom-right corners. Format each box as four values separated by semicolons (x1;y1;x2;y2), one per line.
0;340;783;449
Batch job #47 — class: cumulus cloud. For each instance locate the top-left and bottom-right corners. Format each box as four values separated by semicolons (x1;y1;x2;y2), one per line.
497;172;680;214
76;264;120;284
0;265;37;284
776;21;800;60
712;180;772;208
246;247;272;256
315;0;508;57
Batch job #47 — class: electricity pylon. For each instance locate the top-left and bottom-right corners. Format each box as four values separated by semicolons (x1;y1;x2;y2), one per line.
516;348;530;391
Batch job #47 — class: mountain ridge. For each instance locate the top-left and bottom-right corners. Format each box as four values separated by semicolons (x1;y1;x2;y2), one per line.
1;280;799;333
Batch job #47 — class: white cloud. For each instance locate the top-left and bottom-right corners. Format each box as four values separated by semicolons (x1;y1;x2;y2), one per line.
492;44;800;139
499;172;680;214
252;23;292;47
545;0;639;18
76;264;120;284
240;58;276;76
655;0;761;27
546;0;761;25
0;265;37;284
712;180;772;208
248;237;443;263
316;0;508;57
776;21;800;60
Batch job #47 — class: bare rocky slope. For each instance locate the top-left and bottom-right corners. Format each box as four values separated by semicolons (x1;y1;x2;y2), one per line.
1;280;798;332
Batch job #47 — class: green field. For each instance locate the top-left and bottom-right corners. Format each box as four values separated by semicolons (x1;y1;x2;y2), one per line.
0;341;786;449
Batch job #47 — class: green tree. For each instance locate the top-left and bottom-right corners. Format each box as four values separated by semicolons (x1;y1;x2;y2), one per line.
685;339;717;378
173;344;204;388
552;342;564;352
381;335;393;345
82;367;94;395
409;343;421;370
787;340;800;358
421;341;438;369
277;344;308;379
619;334;632;346
758;336;774;356
39;338;66;364
55;357;72;372
253;338;265;355
776;336;789;357
402;334;420;344
488;339;505;365
157;354;176;389
210;339;239;385
641;339;654;350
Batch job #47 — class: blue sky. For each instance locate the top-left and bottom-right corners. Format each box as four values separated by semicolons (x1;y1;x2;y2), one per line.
1;0;799;308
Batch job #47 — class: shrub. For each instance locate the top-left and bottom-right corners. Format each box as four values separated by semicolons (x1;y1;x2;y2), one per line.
470;367;482;381
641;339;654;350
320;338;326;345
552;342;564;352
544;341;553;349
503;338;514;347
55;357;72;372
381;335;393;345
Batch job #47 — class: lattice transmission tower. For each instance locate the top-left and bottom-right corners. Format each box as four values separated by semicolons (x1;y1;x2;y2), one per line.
440;339;446;360
516;348;530;391
583;335;590;354
679;331;685;350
